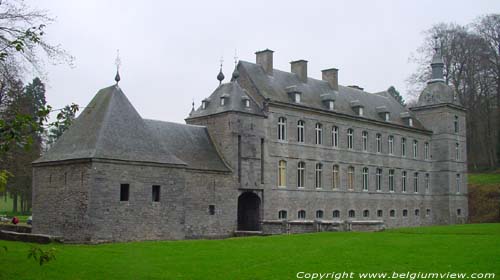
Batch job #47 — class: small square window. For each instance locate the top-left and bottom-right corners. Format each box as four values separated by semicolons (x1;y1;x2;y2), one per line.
152;185;160;202
120;184;129;201
377;210;383;217
209;205;215;215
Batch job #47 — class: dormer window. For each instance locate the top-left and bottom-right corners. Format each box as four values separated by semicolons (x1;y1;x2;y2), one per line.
358;107;364;116
245;99;250;108
220;97;225;106
242;96;251;108
376;106;390;121
202;100;208;110
295;92;301;103
350;100;363;116
408;118;413;127
328;100;334;110
384;112;390;121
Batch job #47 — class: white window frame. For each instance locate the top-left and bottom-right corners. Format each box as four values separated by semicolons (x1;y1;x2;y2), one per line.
401;138;406;157
389;169;395;192
347;129;353;150
414;172;419;193
402;171;407;192
347;166;354;191
297;161;305;188
277;117;287;141
332;165;340;190
315;123;323;145
424;142;429;160
297;120;305;143
362;131;368;151
376;133;382;153
362;167;369;191
332;126;339;147
278;160;287;187
413;140;418;158
376;168;382;191
388;136;394;155
315;163;323;189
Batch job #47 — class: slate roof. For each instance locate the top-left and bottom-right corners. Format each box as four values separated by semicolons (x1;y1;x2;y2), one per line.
145;120;229;172
417;81;460;107
34;85;185;165
237;60;425;129
188;77;264;119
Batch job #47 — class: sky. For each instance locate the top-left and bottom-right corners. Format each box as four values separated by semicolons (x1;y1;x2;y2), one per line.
25;0;500;123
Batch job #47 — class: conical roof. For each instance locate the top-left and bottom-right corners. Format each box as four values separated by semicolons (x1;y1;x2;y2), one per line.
35;85;185;165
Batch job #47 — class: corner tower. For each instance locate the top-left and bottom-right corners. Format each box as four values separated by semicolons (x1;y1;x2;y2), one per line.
411;41;468;224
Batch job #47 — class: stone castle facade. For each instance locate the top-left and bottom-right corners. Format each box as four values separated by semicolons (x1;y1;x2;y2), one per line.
32;47;467;242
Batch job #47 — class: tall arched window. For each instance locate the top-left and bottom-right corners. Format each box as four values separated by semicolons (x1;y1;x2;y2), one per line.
315;123;323;145
376;133;382;153
297;161;305;188
414;172;419;193
403;209;408;217
390;209;395;217
348;166;355;190
402;171;407;192
278;210;287;220
362;131;368;151
332;126;339;147
315;210;324;219
388;135;394;155
278;160;287;187
297;120;305;143
456;173;461;193
389;169;395;192
401;137;407;157
455;143;459;161
332;210;340;218
332;165;340;189
424;142;430;160
347;128;354;149
362;167;369;191
376;168;382;191
454;115;459;133
298;210;306;219
315;163;323;189
277;117;286;141
363;209;370;217
425;173;430;192
413;140;418;158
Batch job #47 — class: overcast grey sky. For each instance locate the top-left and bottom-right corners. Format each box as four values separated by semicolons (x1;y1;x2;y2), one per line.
28;0;500;123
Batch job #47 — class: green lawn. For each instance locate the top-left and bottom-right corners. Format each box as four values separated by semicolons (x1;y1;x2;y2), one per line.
0;224;499;279
469;172;500;185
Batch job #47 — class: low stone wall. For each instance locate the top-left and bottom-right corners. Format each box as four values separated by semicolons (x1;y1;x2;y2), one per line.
346;220;385;231
0;230;61;244
262;220;346;235
0;224;32;233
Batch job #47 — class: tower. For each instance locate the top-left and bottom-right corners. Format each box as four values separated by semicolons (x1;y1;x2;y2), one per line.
411;40;468;224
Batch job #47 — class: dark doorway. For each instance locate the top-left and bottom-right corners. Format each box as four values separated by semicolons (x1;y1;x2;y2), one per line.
237;192;261;231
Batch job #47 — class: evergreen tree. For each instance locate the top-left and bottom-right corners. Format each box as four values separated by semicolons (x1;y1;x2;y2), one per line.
387;86;406;106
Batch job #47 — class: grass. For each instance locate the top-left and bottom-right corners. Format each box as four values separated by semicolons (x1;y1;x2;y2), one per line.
0;224;499;279
468;172;500;185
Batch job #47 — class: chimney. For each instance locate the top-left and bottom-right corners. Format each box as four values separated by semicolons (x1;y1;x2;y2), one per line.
290;60;308;83
255;49;274;75
321;68;339;91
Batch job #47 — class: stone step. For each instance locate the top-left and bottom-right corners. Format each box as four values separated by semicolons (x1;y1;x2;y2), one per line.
234;230;263;237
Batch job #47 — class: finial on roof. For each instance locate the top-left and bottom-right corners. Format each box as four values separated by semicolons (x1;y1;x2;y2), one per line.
429;36;444;83
114;49;121;84
191;99;195;112
231;49;240;81
217;57;225;85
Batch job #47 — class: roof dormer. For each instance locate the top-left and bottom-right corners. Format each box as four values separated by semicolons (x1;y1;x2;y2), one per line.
320;92;336;111
400;112;413;126
376;106;390;121
286;85;302;104
350;100;364;116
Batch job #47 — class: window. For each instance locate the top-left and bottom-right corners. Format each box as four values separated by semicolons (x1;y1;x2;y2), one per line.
120;184;130;201
376;168;382;191
278;210;288;220
384;112;390;121
402;171;407;192
457;209;462;216
315;123;323;145
295;92;301;103
316;210;324;219
425;173;430;192
347;129;354;149
220;97;226;106
413;140;418;158
415;209;420;217
202;101;207;110
424;142;429;160
401;138;406;157
377;210;383;217
426;209;431;216
455;143;460;161
376;133;382;153
413;172;419;193
362;131;368;151
315;163;323;189
454;115;459;133
389;169;395;192
348;167;355;190
363;210;369;217
328;100;335;110
333;210;340;218
209;205;216;215
297;162;305;188
297;120;305;143
388;135;394;155
332;165;340;189
332;126;339;147
390;209;395;217
298;210;306;219
408;118;413;127
456;174;461;193
152;185;161;202
278;160;287;187
348;210;355;218
244;99;250;108
403;209;408;217
277;117;286;141
358;107;364;116
362;167;369;191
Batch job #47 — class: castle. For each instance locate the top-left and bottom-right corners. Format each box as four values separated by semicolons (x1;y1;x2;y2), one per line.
32;47;467;242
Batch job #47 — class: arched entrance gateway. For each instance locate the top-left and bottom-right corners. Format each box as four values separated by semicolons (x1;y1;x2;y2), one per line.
237;192;261;231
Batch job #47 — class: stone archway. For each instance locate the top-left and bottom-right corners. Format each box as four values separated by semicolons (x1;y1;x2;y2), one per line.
237;192;261;231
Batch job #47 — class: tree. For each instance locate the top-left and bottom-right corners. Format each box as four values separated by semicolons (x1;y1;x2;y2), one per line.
46;104;77;148
387;86;406;106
